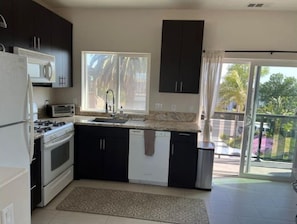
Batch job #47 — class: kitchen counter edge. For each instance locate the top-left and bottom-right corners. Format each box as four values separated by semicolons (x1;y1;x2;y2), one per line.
43;115;200;133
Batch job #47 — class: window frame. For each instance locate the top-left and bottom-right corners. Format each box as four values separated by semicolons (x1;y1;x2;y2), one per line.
81;51;151;115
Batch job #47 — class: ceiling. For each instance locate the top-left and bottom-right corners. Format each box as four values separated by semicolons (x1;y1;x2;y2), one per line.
38;0;297;11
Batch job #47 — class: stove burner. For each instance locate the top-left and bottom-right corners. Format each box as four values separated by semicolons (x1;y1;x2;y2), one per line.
34;120;67;134
34;120;53;126
35;126;52;133
53;121;66;127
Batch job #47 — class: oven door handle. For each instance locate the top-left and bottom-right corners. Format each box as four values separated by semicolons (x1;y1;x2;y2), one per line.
44;132;74;149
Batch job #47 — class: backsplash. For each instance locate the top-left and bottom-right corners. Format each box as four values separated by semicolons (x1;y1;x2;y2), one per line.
75;106;197;122
38;105;197;122
146;111;197;122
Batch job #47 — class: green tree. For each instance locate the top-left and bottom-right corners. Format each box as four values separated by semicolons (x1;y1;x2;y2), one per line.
217;64;268;137
87;53;147;110
217;64;269;112
218;69;247;112
217;64;249;137
258;73;297;115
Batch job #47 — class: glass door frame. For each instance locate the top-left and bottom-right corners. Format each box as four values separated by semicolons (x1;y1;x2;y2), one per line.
239;58;297;181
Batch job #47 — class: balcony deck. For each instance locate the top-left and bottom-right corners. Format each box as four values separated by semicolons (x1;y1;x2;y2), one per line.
209;112;295;179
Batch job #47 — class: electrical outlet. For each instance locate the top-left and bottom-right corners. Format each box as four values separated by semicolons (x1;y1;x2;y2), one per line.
154;103;163;110
1;203;14;224
171;104;176;111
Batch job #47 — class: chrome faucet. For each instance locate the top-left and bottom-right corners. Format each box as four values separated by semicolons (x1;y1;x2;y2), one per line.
105;89;115;116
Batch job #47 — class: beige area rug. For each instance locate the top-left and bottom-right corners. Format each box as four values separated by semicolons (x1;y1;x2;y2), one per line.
56;187;209;224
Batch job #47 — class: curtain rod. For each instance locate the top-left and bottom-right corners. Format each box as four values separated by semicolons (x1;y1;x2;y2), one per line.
203;50;297;54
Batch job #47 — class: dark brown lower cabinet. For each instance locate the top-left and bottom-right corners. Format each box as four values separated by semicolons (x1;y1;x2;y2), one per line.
168;131;198;188
75;125;129;182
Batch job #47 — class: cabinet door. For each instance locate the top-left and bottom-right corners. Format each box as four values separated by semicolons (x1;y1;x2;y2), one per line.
75;126;104;179
75;126;129;181
13;1;52;52
159;20;182;93
30;138;41;211
0;0;13;52
168;132;198;188
103;128;129;182
179;21;204;93
31;2;52;53
159;20;204;94
13;0;34;50
51;15;73;88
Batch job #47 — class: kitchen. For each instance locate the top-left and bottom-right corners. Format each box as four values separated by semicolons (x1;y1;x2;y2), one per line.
1;0;297;224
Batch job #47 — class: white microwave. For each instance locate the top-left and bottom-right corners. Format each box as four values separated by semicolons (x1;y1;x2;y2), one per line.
13;47;55;84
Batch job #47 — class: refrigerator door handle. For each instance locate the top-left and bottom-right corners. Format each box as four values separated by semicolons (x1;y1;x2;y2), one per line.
28;75;35;163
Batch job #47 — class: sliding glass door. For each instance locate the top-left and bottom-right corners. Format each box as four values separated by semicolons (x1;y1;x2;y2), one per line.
240;60;297;181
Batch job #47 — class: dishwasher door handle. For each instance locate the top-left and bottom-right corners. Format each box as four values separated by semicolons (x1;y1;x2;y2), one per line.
171;143;174;156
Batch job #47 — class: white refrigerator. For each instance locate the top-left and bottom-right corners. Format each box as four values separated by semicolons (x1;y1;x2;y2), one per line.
0;51;34;224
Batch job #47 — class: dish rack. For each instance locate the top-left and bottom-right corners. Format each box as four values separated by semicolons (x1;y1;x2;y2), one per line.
292;168;297;224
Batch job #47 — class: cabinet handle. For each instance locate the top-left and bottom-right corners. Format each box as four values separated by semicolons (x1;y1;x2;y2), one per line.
178;133;191;136
171;143;174;156
0;14;8;28
180;82;183;92
0;43;5;52
31;185;37;191
33;36;37;49
103;138;106;150
175;81;178;92
37;37;41;49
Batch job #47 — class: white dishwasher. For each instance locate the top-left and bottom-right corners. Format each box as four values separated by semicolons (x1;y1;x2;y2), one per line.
128;129;171;186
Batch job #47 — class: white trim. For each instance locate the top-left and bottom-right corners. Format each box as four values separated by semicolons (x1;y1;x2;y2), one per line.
81;51;150;115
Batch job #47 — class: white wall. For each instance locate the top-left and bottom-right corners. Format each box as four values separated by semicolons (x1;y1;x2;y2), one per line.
33;87;55;108
49;8;297;113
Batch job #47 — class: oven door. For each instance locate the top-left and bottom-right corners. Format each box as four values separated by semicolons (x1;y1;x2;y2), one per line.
42;131;74;186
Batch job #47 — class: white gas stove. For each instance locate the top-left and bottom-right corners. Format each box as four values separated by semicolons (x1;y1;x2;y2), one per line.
34;119;74;207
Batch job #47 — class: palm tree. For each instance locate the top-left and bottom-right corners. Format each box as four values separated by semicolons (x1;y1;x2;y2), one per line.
87;54;117;109
218;68;248;113
119;56;148;110
217;64;249;137
87;53;148;111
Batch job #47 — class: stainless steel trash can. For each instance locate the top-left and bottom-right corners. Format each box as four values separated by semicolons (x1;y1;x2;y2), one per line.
195;142;215;190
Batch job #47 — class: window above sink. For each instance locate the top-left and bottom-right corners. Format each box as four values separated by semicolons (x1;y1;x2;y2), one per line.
81;51;151;115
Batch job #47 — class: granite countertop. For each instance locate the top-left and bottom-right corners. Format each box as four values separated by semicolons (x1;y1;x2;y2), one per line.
41;115;200;133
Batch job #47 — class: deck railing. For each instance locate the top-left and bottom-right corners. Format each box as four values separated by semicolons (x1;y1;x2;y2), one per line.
205;112;297;162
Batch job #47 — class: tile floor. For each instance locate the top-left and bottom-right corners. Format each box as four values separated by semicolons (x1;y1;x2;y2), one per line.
32;177;297;224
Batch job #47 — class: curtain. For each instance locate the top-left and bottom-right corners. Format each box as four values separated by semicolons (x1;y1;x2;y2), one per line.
198;50;224;142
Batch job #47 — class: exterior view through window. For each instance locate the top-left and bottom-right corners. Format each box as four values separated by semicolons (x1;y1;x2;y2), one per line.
213;60;297;180
81;51;150;114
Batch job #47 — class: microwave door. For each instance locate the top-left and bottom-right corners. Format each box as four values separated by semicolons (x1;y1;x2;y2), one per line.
27;63;40;78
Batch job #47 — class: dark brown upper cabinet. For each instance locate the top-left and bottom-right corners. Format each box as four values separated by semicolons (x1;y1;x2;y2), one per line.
13;0;52;53
0;0;13;52
159;20;204;94
51;14;73;88
1;0;73;88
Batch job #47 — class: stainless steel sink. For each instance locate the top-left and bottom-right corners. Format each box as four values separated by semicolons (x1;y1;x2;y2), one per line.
92;117;128;124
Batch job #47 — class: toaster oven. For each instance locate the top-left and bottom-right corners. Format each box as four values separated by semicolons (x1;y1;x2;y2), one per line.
46;104;75;117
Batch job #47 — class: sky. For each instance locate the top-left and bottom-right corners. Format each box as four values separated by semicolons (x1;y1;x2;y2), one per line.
221;63;297;83
261;66;297;83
